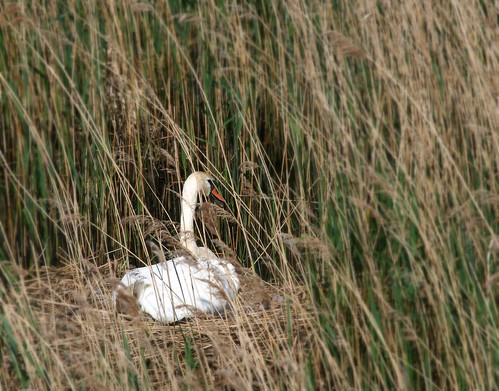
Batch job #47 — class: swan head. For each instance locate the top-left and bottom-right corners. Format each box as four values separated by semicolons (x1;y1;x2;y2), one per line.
180;171;226;253
183;171;225;206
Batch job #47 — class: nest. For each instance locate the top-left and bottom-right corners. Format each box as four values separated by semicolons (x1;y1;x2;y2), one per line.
2;263;316;390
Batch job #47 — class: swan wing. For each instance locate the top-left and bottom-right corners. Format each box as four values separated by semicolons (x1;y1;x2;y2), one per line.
115;257;238;323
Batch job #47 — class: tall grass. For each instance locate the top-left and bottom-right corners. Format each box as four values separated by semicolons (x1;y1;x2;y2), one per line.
1;0;497;389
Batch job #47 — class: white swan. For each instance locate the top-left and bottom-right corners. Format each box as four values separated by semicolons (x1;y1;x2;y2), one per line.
114;172;239;323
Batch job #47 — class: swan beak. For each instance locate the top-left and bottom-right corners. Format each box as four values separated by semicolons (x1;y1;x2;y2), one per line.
210;187;226;205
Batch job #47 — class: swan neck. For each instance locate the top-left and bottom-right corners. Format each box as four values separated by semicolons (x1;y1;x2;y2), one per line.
179;180;198;253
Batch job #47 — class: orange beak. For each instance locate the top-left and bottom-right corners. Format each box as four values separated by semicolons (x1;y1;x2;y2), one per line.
210;187;225;204
211;187;225;203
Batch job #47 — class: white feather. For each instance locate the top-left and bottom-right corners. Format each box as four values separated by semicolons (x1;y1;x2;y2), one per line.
114;172;239;322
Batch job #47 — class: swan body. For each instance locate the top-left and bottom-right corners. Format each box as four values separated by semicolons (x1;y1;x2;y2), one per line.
115;172;239;323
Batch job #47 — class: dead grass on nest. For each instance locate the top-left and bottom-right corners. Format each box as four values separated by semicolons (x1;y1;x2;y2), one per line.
2;263;317;390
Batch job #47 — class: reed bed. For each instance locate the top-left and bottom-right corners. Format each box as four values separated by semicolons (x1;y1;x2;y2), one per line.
1;0;497;389
0;263;311;390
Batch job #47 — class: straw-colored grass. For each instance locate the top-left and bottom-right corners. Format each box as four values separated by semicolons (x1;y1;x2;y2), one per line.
2;263;311;390
1;0;497;389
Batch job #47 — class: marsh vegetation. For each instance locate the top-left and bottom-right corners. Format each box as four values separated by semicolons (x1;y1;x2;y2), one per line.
1;0;497;389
